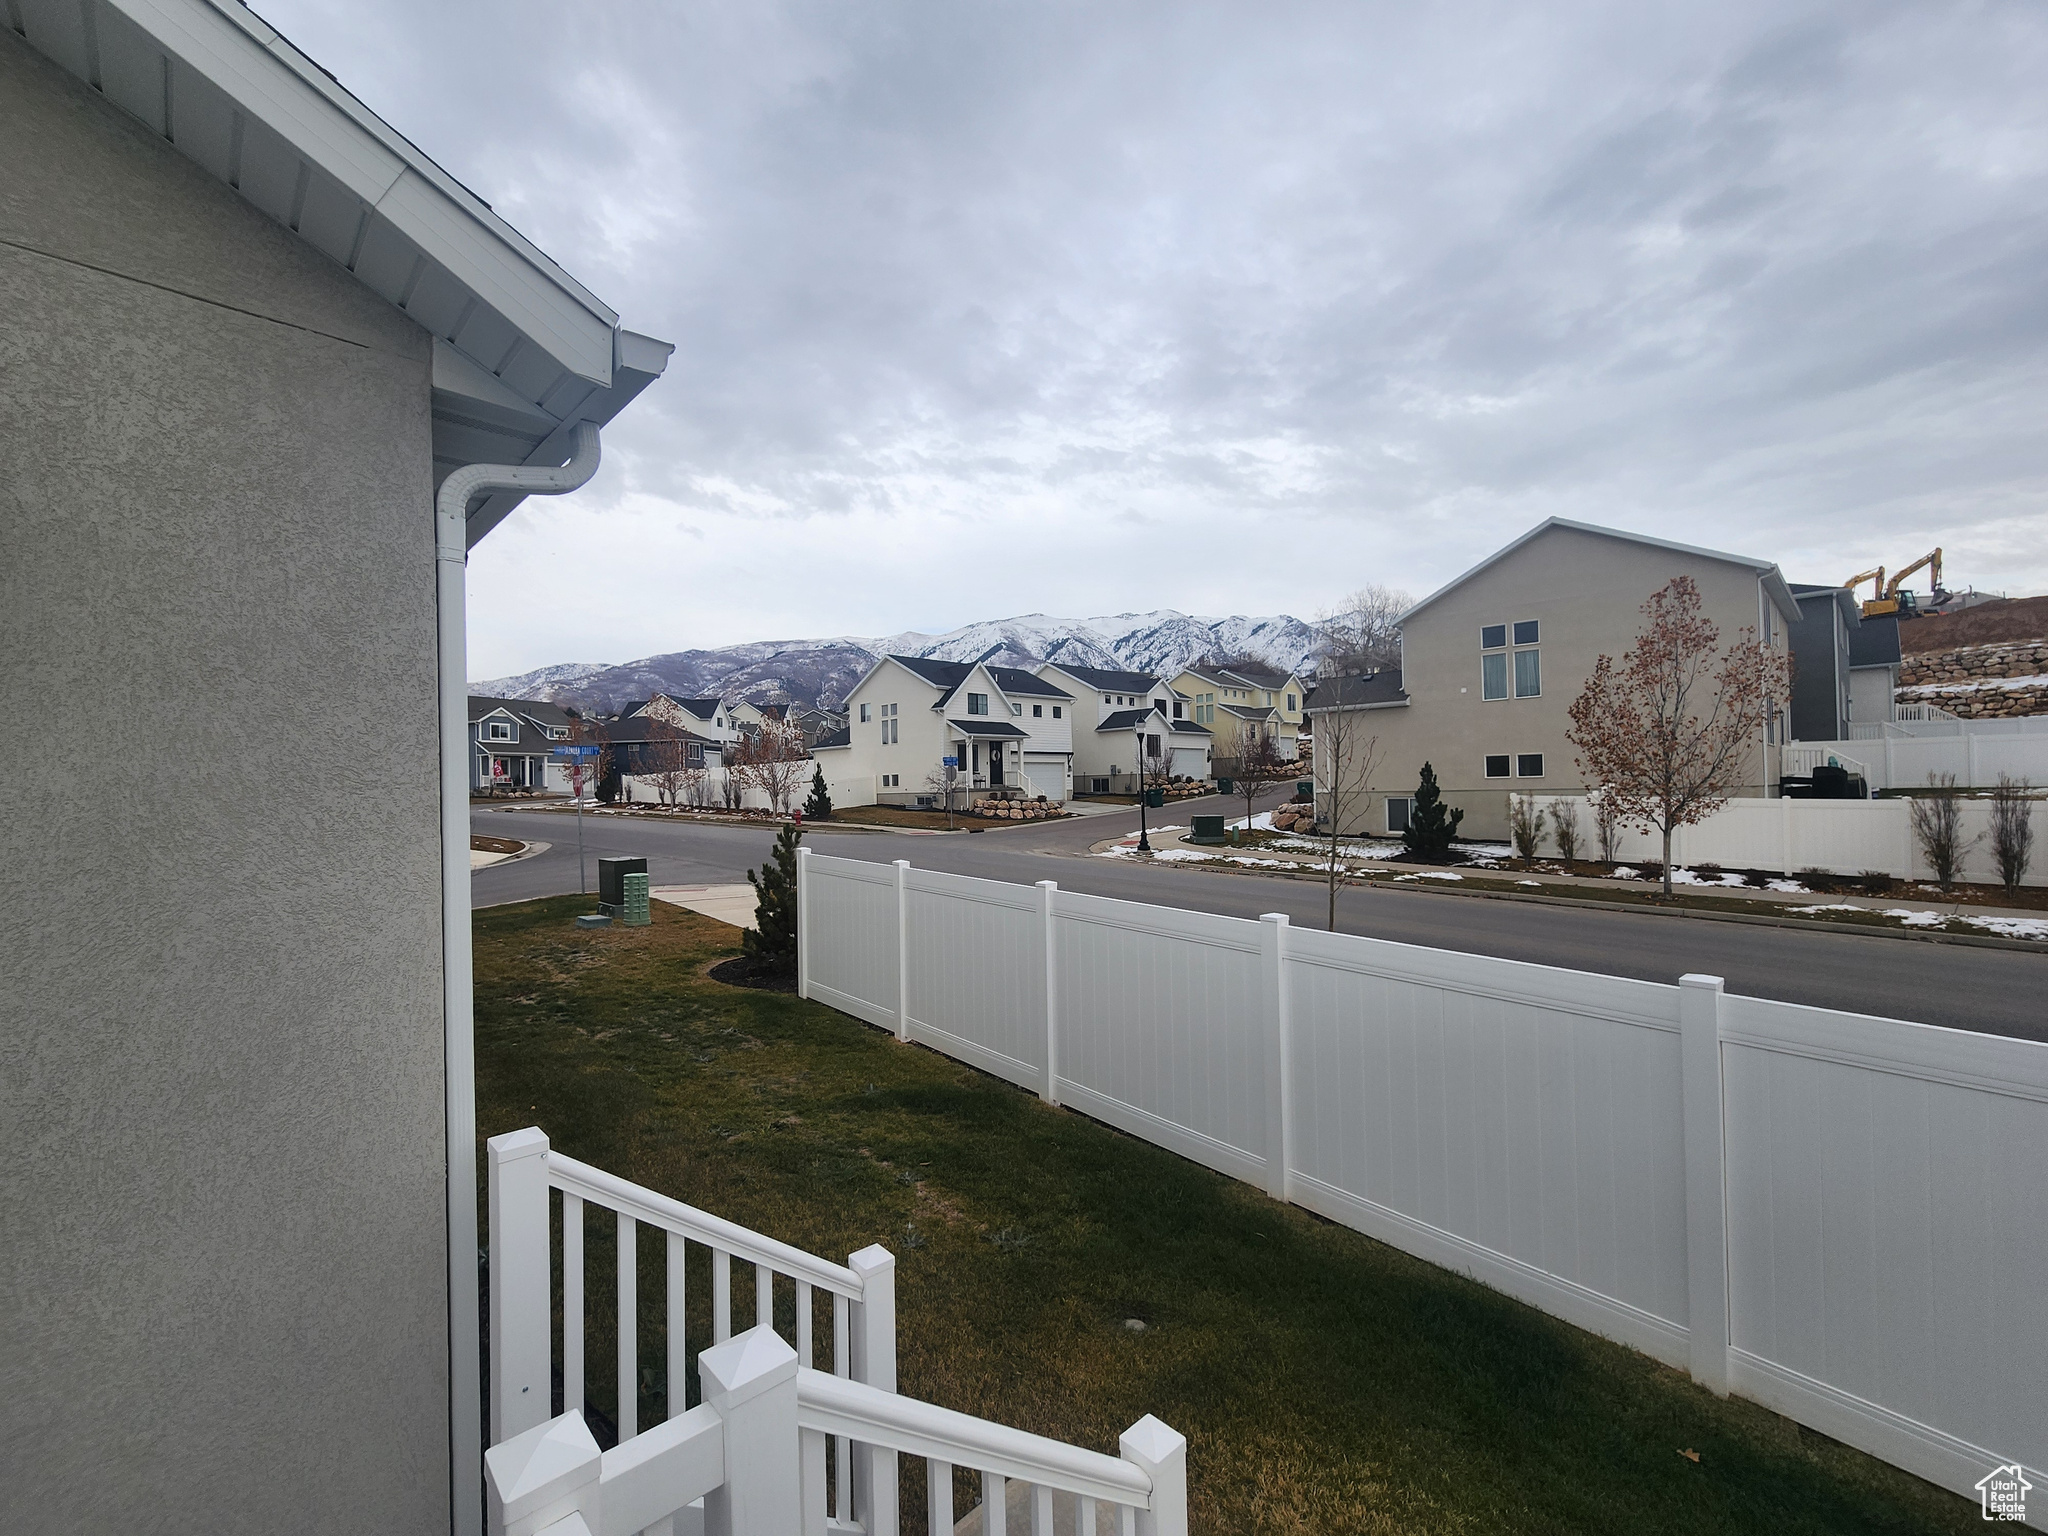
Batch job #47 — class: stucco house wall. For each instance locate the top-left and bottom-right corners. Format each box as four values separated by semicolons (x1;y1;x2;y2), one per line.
1325;523;1791;841
2;34;449;1534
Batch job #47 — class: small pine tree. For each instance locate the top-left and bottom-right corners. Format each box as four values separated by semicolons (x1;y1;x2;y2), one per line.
1402;761;1464;860
803;765;834;821
744;822;802;974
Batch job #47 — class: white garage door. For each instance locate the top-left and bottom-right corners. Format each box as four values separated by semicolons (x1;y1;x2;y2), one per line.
1022;754;1068;800
1171;746;1210;780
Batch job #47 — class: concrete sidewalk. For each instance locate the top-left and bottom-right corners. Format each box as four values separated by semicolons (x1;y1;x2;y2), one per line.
651;883;758;929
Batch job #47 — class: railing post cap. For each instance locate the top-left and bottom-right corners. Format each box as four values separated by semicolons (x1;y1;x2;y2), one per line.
1679;973;1725;991
1260;912;1289;926
848;1242;896;1279
698;1324;799;1408
485;1410;600;1528
894;857;912;869
489;1126;550;1163
1118;1414;1186;1468
1036;878;1058;891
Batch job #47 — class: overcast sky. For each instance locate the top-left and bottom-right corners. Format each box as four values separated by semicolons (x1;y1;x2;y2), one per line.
261;0;2048;680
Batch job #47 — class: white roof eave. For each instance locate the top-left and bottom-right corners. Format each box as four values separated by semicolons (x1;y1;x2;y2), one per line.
21;0;655;394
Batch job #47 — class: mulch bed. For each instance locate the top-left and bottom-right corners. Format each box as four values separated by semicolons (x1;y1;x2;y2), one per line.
706;954;797;993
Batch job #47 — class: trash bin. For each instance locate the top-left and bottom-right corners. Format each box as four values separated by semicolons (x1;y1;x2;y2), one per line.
1145;787;1165;809
1188;815;1227;845
1295;780;1314;802
1215;777;1235;796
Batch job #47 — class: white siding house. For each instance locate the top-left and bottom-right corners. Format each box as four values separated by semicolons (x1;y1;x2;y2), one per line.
829;656;1074;806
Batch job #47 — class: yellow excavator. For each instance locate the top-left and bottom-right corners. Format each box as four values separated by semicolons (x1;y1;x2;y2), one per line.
1845;548;1942;619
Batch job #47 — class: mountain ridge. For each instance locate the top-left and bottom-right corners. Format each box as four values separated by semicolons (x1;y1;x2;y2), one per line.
474;609;1322;712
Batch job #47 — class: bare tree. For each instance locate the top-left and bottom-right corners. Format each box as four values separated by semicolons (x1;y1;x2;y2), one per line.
1566;576;1790;898
1315;585;1411;677
1990;774;2037;896
1593;792;1623;863
734;719;810;816
1508;792;1546;862
1232;727;1293;838
715;739;749;811
1309;699;1384;932
922;764;958;830
641;716;695;808
1910;772;1980;889
564;718;606;804
1549;798;1582;863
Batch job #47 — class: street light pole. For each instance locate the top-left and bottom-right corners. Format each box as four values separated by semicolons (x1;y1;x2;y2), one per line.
1135;723;1152;853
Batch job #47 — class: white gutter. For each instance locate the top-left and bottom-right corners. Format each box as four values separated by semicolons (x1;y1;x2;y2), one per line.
435;421;602;1536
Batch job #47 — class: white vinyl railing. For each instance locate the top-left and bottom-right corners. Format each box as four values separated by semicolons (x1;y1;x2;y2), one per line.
1781;744;1868;780
487;1129;1186;1536
796;850;2048;1516
490;1128;898;1535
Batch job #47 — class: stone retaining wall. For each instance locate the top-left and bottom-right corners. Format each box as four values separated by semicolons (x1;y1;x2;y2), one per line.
1897;638;2048;719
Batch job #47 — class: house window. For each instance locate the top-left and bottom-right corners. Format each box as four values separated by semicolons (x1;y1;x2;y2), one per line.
1514;649;1541;698
1155;699;1167;712
860;703;871;723
1286;694;1296;711
968;693;988;715
1386;795;1412;833
1104;695;1113;704
484;720;515;742
1033;704;1043;718
1482;654;1508;700
1011;703;1023;716
1517;753;1544;777
1052;707;1061;719
1513;619;1539;645
1146;734;1161;757
1481;624;1507;650
1485;754;1510;778
1172;701;1183;719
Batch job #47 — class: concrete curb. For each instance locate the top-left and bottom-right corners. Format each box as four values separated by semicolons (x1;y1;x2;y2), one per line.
1073;848;2048;954
472;838;551;869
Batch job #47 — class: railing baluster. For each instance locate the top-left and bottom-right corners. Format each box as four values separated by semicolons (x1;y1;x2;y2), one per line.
927;1457;953;1535
983;1471;1007;1536
562;1192;584;1421
1118;1502;1135;1536
801;1426;830;1536
833;1292;851;1519
797;1282;814;1369
617;1210;637;1441
666;1230;686;1418
713;1248;731;1343
1077;1494;1095;1536
756;1261;773;1331
1030;1482;1053;1535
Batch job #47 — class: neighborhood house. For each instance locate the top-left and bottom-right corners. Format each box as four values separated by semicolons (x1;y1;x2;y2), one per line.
468;695;574;793
1034;662;1215;790
819;655;1075;805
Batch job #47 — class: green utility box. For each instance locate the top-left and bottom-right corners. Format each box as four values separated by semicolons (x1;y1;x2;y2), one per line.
620;871;651;927
1296;780;1314;801
1215;777;1234;795
1188;815;1227;845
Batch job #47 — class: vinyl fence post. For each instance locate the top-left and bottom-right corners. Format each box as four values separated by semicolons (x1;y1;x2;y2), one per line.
1679;974;1730;1395
849;1244;899;1535
796;845;813;1000
1119;1416;1188;1536
488;1127;553;1445
1779;793;1794;877
1038;880;1060;1105
1259;913;1291;1203
699;1326;801;1536
485;1410;601;1536
893;859;912;1041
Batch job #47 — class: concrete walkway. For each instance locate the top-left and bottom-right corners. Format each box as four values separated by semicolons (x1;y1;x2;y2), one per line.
651;883;758;929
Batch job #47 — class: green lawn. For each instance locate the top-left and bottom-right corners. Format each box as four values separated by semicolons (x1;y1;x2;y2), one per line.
474;896;1980;1535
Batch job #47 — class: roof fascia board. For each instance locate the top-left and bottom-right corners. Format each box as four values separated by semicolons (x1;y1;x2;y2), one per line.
1397;518;1788;625
113;0;617;383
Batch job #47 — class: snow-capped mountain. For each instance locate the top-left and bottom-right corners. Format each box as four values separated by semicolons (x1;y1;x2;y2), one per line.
474;609;1322;713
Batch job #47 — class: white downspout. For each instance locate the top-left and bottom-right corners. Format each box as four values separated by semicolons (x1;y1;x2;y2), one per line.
436;421;602;1535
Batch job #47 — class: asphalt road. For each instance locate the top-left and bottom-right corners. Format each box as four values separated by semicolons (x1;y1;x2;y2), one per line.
472;795;2048;1042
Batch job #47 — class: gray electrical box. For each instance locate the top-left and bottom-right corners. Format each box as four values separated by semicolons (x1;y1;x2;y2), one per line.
598;856;647;911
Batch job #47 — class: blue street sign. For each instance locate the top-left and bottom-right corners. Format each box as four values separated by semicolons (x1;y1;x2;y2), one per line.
552;744;602;758
943;755;958;768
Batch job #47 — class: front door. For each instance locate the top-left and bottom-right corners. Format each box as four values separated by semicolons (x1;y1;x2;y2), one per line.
989;743;1005;786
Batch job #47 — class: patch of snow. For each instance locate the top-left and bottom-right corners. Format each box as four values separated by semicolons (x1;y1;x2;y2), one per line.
1898;674;2048;696
1879;908;1948;927
1393;871;1464;882
1517;879;1542;886
1227;812;1277;831
1963;915;2048;940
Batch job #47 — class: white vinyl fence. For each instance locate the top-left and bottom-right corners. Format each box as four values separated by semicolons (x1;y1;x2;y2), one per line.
1803;716;2048;793
797;851;2048;1520
1538;793;2047;886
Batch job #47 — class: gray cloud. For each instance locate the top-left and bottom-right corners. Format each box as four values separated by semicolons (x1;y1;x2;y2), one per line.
257;0;2048;674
